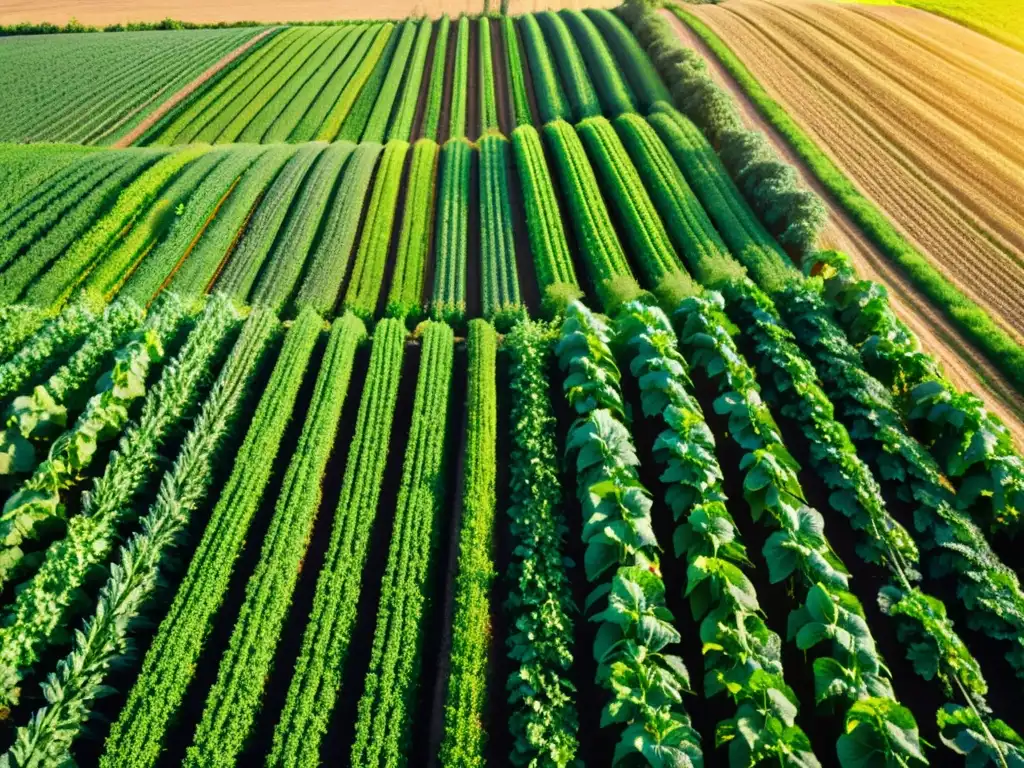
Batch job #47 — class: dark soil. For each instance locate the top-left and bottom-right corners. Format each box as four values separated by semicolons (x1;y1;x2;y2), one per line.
410;20;441;142
490;17;513;136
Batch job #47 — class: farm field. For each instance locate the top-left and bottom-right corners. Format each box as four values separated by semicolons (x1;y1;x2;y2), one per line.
1;4;1024;768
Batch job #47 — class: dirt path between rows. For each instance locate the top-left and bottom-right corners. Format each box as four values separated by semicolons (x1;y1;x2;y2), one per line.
113;27;277;148
661;9;1024;447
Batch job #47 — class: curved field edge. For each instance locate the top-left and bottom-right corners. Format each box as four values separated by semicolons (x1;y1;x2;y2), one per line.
667;4;1024;398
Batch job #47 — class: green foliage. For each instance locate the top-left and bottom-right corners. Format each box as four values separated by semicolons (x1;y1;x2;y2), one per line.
535;12;601;122
576;116;685;290
100;306;319;768
518;14;569;124
510;125;578;306
422;16;451;140
543;119;637;309
560;11;636;117
215;143;324;303
584;9;669;111
267;319;405;767
387;139;439;321
251;141;353;312
479;134;523;329
167;145;296;299
0;308;47;366
479;18;499;135
503;319;579;766
440;320;498;767
0;295;239;716
337;22;403;142
360;20;418;143
350;322;454;767
0;307;277;767
502;16;533;127
449;16;471;140
186;311;365;767
294;142;382;316
386;17;433;141
432;138;473;324
344;140;410;319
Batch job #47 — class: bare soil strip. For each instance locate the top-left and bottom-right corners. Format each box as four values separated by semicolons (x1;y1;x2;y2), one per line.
113;27;276;148
661;9;1024;446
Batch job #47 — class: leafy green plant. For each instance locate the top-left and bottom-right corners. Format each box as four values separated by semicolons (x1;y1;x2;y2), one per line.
479;134;523;329
422;16;451;140
502;16;533;127
449;16;471;140
432;138;472;324
479;18;499;134
535;12;600;122
583;9;669;111
560;11;635;117
388;139;439;322
518;14;569;124
359;20;418;143
336;22;403;142
386;17;432;141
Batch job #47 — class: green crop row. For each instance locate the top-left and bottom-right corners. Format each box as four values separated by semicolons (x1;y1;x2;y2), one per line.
518;14;568;124
344;140;409;319
350;320;454;767
121;144;265;305
100;306;319;768
298;24;390;142
251;141;354;312
0;307;277;767
186;311;365;767
502;319;578;766
361;20;418;143
0;307;48;365
502;17;533;127
25;147;209;310
386;17;432;141
584;9;669;111
479;134;522;329
0;296;185;589
267;318;406;767
294;142;382;316
167;145;295;299
449;16;471;140
431;138;472;324
263;26;362;142
80;150;224;303
535;12;600;122
0;150;164;305
560;11;635;117
440;319;497;766
479;18;499;135
510;125;578;312
576;116;689;299
387;139;439;321
422;16;451;141
542;120;637;309
556;302;702;766
0;146;98;218
337;22;404;142
215;143;323;303
0;296;239;716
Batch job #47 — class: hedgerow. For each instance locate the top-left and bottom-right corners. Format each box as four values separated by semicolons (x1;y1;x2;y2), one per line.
344;140;410;319
440;320;497;766
503;319;578;766
100;307;320;768
542;120;638;310
0;295;239;716
295;23;389;142
0;307;277;767
449;16;471;140
584;9;669;111
422;15;451;140
386;17;432;141
215;142;324;303
431;138;472;324
534;12;600;122
167;145;295;299
502;17;533;127
250;141;353;312
479;134;523;329
267;319;406;767
518;14;568;124
360;20;419;143
560;11;635;117
186;311;365;767
510;125;579;313
294;142;382;316
479;18;499;135
387;139;439;321
350;321;454;767
337;22;404;142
